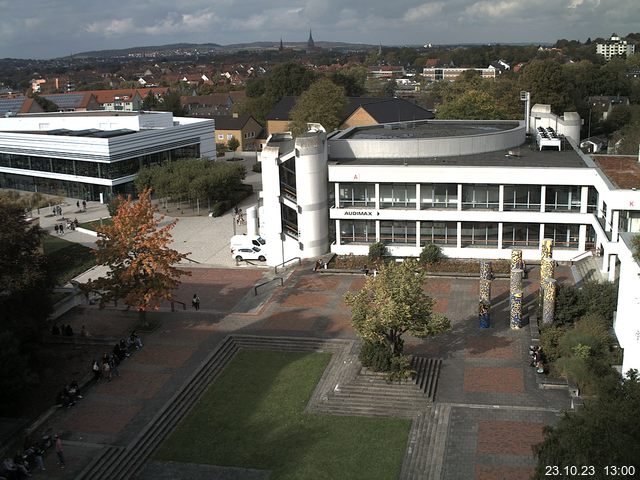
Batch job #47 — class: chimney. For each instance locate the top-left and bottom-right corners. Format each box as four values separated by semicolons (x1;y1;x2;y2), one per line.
232;112;239;118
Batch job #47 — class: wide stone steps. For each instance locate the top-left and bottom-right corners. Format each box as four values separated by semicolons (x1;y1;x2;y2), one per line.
571;255;603;285
76;335;355;480
411;357;442;400
400;403;452;480
76;336;240;480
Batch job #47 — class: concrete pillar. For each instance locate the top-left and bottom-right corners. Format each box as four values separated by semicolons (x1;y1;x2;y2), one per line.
608;254;617;282
510;268;524;295
578;224;587;252
498;185;504;212
335;219;341;245
498;223;503;250
541;238;553;259
541;278;557;324
375;183;380;210
605;207;613;232
510;290;523;329
510;249;523;270
541;257;555;281
457;184;463;211
580;186;589;214
457;221;462;249
612;211;620;241
479;300;490;328
540;186;546;212
415;184;421;211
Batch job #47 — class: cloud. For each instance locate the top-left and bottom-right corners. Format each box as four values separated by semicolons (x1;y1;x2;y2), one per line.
404;2;445;22
86;18;135;36
464;0;522;18
567;0;600;8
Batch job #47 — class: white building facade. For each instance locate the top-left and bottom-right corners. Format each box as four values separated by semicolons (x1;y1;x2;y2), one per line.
596;34;636;61
0;111;215;201
258;106;640;374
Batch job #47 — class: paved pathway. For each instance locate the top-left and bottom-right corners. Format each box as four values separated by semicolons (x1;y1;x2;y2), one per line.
28;260;573;479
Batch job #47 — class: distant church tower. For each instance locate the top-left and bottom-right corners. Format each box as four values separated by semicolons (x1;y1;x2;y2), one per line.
307;29;315;49
279;38;284;52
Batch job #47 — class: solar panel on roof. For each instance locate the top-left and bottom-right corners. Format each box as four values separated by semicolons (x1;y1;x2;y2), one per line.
42;94;85;109
0;97;27;115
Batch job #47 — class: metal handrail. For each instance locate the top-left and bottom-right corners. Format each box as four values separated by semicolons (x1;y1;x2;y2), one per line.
254;277;284;296
274;257;302;274
170;300;187;311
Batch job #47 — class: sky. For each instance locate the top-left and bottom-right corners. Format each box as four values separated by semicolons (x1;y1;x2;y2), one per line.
0;0;638;59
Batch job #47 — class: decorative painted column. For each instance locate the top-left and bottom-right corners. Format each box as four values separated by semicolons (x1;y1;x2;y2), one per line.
510;289;523;329
541;278;557;324
540;257;555;282
479;261;492;328
510;249;523;271
510;269;524;298
541;238;553;259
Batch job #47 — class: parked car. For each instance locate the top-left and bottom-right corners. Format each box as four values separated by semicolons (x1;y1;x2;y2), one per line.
232;246;266;262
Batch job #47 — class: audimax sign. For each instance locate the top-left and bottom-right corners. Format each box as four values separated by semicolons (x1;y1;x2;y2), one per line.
343;210;380;216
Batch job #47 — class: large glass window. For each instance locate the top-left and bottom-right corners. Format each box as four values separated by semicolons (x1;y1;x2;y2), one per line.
420;184;458;209
587;187;598;214
101;158;139;179
75;160;100;178
379;183;416;209
340;220;376;244
420;221;457;245
545;186;581;212
462;185;499;210
502;223;540;248
544;224;580;249
338;183;375;208
461;222;498;247
30;156;52;172
279;159;296;200
503;185;541;211
380;220;416;244
281;204;298;239
51;158;75;175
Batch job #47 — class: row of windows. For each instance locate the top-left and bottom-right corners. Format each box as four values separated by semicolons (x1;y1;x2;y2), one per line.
339;220;592;249
0;145;200;180
336;183;598;212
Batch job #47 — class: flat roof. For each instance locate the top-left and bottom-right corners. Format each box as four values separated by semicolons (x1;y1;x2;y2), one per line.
330;142;589;169
340;120;520;140
592;155;640;189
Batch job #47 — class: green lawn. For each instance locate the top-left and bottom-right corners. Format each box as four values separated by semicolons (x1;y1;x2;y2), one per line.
78;217;112;231
42;234;96;285
155;350;411;480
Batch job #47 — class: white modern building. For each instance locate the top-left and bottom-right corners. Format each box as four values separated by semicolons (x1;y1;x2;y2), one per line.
422;66;497;81
257;105;640;374
596;34;636;61
0;111;215;201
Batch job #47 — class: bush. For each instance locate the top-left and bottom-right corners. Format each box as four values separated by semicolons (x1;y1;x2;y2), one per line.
539;324;566;363
359;340;392;372
210;202;227;217
368;242;387;261
386;355;415;383
216;143;226;157
419;243;443;264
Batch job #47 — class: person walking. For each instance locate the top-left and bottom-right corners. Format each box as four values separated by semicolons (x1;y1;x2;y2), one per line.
54;434;65;469
59;223;64;235
76;200;80;209
54;224;59;235
192;294;200;311
82;200;87;211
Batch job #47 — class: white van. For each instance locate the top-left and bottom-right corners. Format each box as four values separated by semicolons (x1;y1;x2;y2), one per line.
230;235;266;251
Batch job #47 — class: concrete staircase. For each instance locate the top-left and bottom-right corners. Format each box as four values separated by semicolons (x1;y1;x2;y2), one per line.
75;335;354;480
399;403;452;480
571;255;604;286
75;335;444;480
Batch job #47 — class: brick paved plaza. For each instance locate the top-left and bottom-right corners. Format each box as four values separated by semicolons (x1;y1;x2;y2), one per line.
34;264;572;479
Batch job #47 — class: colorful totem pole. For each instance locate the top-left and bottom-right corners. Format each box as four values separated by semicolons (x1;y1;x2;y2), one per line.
509;250;524;329
541;278;557;325
510;289;523;329
479;261;492;328
540;239;556;324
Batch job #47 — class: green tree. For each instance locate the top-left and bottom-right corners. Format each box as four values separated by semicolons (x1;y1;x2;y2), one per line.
89;188;190;325
437;89;507;119
141;90;160;110
31;94;59;112
289;78;347;135
227;136;240;153
0;200;52;412
533;370;640;479
520;59;573;113
344;259;451;358
156;91;184;116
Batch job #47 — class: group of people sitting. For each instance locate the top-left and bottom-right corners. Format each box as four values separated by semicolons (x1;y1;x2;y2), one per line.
51;323;74;336
92;332;143;382
55;380;82;408
529;345;545;373
1;437;48;478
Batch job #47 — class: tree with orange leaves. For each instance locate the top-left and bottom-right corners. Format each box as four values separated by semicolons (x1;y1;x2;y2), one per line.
89;188;190;326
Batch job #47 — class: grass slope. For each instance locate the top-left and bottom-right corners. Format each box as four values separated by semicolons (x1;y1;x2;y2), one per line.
42;234;96;285
155;350;410;480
